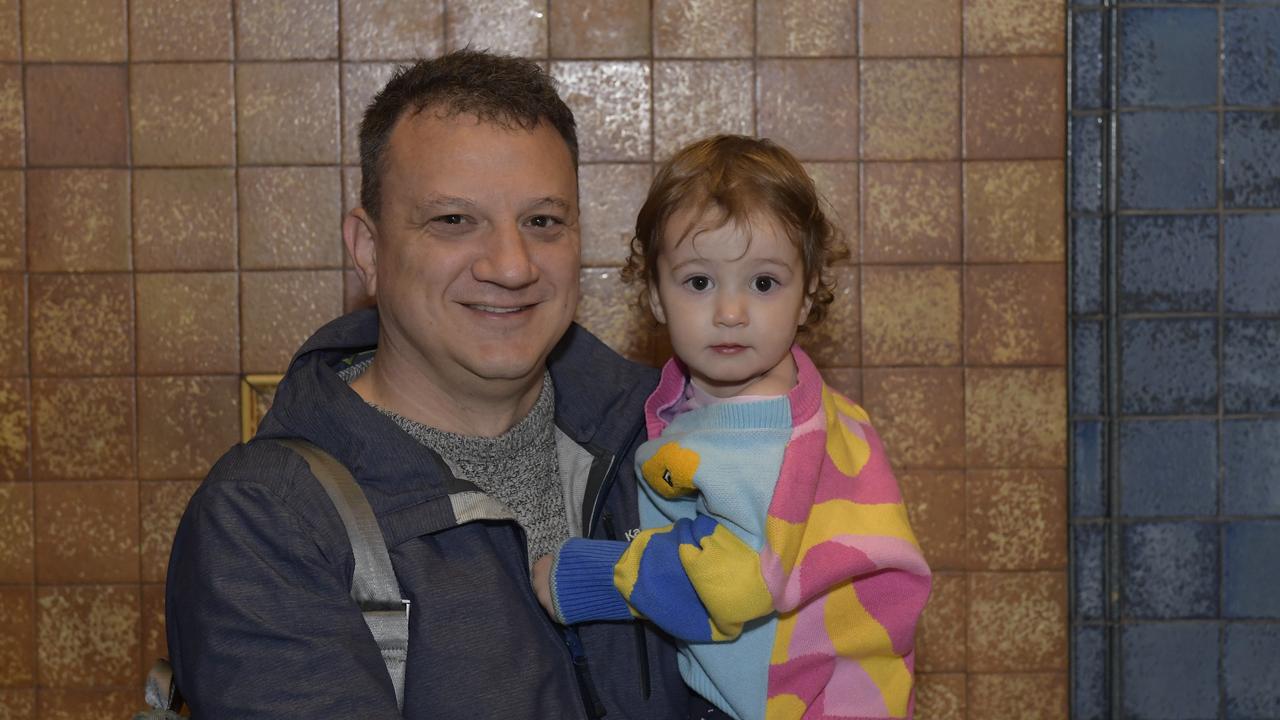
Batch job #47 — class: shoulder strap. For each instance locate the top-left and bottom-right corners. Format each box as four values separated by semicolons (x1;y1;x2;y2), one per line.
275;439;409;711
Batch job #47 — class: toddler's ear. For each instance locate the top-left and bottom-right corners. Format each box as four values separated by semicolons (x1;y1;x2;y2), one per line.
648;283;667;324
797;275;818;324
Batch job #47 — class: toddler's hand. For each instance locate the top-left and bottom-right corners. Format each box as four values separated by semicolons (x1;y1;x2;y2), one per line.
531;554;556;619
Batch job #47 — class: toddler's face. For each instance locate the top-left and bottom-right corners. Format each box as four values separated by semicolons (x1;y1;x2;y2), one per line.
649;206;813;398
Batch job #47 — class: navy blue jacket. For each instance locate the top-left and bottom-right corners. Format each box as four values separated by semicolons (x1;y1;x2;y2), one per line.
165;309;691;718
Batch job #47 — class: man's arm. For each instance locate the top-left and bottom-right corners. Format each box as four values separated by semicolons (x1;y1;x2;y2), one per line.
165;444;402;719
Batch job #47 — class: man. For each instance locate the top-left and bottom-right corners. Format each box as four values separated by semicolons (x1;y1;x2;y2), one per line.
165;50;691;718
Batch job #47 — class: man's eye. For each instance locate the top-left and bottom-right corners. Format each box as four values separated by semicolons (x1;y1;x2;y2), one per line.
687;276;711;292
434;214;465;225
753;276;777;293
528;215;563;229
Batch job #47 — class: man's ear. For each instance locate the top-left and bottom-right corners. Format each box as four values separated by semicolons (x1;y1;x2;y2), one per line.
343;209;378;299
647;282;667;325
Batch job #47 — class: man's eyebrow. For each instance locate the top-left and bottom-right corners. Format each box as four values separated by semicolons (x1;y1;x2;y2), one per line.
415;194;477;211
528;196;572;211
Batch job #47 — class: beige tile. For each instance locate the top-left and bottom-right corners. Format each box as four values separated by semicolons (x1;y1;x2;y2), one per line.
0;689;36;720
654;61;753;160
967;469;1067;571
860;0;961;57
579;164;650;266
140;584;167;675
965;58;1065;160
36;586;140;687
23;0;126;61
862;265;962;366
137;376;239;480
967;571;1067;673
136;273;239;375
37;689;140;720
239;167;343;269
861;59;960;161
822;367;861;401
34;481;139;584
965;264;1067;366
131;0;233;60
140;481;201;581
575;268;652;364
131;63;235;166
0;378;28;481
549;0;649;58
968;673;1068;719
804;163;859;263
447;0;548;57
916;573;966;672
654;0;752;57
965;161;1065;263
0;66;21;167
799;265;859;367
134;169;238;271
0;483;33;583
24;65;128;167
897;469;966;570
758;0;856;56
864;368;966;470
0;587;35;686
237;0;338;59
553;62;651;162
31;377;134;480
0;272;24;372
26;169;130;272
965;0;1065;55
341;0;443;60
241;270;343;372
915;673;966;720
0;172;21;269
863;162;961;264
966;368;1066;468
237;62;340;165
757;60;858;161
29;273;134;376
341;63;399;165
0;0;17;60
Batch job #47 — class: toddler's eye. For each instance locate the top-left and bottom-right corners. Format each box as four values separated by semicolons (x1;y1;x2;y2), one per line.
686;275;712;292
753;276;777;293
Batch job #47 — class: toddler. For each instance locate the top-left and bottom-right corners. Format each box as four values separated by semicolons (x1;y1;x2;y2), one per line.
532;135;931;720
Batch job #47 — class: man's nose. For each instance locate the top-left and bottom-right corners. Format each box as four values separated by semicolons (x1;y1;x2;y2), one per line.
473;224;539;288
713;291;747;327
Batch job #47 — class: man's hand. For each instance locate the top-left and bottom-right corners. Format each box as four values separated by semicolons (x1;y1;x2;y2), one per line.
531;554;556;619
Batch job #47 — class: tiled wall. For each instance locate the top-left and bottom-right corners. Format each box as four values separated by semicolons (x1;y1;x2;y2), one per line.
0;1;1067;718
1071;2;1280;718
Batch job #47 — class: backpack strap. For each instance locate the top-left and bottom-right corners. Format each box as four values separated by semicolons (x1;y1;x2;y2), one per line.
276;439;410;711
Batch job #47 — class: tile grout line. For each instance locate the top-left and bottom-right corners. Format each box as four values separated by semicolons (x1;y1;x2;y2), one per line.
1215;5;1227;719
1103;1;1124;717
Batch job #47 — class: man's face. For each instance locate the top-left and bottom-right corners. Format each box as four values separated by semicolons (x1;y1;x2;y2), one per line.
352;110;581;391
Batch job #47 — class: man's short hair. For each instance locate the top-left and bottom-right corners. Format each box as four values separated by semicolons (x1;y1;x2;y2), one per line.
358;49;579;221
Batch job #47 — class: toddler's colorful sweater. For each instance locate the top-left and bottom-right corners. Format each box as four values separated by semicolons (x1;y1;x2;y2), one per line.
551;346;932;720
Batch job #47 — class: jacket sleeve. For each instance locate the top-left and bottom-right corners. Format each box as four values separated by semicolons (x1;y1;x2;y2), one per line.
552;513;774;642
164;444;403;719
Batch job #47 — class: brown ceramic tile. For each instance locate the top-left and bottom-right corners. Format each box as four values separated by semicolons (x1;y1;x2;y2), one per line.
549;0;649;58
860;0;962;57
0;587;35;686
653;61;753;160
343;166;361;215
579;164;650;266
0;483;33;583
863;369;965;470
132;0;232;60
140;481;201;581
0;273;23;372
654;0;751;57
0;66;21;167
965;0;1065;55
863;162;961;264
798;265;859;366
965;264;1066;366
552;62;651;162
968;673;1068;719
897;470;966;568
38;689;139;720
0;689;35;719
966;368;1065;468
916;572;966;672
862;265;962;366
36;585;140;687
0;171;24;269
447;0;548;57
757;0;856;56
967;469;1067;571
237;0;338;59
131;63;235;166
967;572;1067;673
0;0;17;60
803;163;859;263
965;58;1065;160
340;0;443;60
141;583;167;673
134;169;237;271
135;272;239;375
138;376;239;480
239;167;343;269
0;378;28;480
915;673;966;720
822;367;861;402
757;60;858;161
576;268;651;364
29;273;134;376
241;270;343;372
965;161;1065;263
341;63;399;164
24;65;128;167
236;62;340;165
34;481;139;584
31;377;134;480
22;0;126;61
26;170;130;272
861;59;960;161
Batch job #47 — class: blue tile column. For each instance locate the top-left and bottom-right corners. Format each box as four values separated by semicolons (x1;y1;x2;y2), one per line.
1070;2;1280;717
